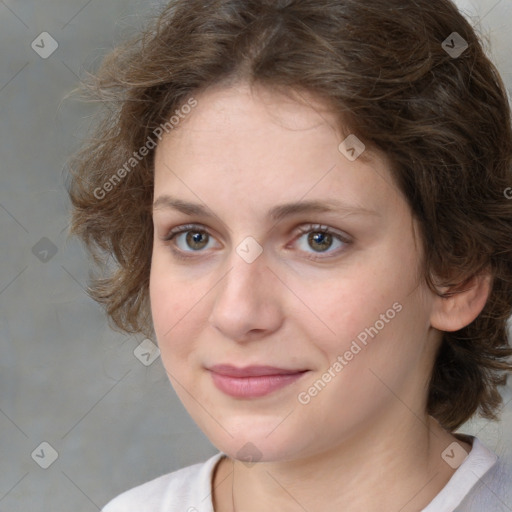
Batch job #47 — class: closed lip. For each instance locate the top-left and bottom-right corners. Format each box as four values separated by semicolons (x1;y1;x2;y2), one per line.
208;364;309;377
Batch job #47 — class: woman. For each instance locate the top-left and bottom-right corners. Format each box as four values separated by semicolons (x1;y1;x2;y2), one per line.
66;0;512;510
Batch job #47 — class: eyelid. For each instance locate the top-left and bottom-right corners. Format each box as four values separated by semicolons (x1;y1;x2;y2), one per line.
289;223;351;260
161;223;220;261
161;222;352;260
162;222;350;242
162;223;211;242
293;223;351;243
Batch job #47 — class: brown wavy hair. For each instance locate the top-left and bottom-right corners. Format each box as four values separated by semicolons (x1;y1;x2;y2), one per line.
66;0;512;431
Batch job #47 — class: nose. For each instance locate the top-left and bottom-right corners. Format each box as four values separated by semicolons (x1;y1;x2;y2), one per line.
207;248;284;343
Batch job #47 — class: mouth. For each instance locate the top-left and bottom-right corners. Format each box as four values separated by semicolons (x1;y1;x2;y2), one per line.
208;364;309;377
207;364;310;398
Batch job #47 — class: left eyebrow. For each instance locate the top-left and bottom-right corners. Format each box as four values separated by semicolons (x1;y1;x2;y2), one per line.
152;195;381;221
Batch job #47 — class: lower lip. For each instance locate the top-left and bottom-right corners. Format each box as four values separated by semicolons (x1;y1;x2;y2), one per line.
209;371;308;398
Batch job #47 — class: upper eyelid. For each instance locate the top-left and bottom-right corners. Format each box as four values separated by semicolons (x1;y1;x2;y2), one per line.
164;222;348;238
164;222;351;249
295;223;349;238
164;223;217;241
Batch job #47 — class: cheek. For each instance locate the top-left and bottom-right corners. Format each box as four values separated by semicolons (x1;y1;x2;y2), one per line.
149;259;196;357
149;262;172;334
299;249;425;364
295;270;397;347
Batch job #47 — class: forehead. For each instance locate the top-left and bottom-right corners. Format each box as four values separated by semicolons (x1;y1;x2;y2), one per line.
153;83;401;218
156;82;382;163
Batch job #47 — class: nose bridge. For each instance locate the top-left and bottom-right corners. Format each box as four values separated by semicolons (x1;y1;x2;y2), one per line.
219;242;269;307
208;241;283;338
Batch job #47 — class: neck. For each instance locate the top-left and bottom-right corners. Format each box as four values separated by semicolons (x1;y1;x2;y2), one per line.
213;414;469;512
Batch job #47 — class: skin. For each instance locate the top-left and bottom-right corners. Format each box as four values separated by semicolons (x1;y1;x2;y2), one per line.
149;82;490;511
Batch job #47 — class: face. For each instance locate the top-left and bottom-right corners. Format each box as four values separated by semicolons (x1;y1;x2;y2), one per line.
150;82;440;463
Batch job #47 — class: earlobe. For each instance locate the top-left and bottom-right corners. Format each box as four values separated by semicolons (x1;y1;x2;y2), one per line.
429;271;492;333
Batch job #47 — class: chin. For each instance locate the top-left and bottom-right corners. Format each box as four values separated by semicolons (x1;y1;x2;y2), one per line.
205;423;312;464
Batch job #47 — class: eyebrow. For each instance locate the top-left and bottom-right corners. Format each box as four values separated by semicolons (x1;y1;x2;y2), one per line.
152;195;380;222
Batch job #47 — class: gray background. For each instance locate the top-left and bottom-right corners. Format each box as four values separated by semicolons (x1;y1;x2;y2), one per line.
0;0;511;510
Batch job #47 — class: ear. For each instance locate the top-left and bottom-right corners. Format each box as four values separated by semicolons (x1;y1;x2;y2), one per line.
429;270;492;332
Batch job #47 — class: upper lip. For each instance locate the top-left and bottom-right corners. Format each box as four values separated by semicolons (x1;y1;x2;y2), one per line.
208;364;309;377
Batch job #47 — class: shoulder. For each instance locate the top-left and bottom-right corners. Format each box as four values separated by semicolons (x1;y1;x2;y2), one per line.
454;437;512;512
101;452;225;512
423;435;512;512
457;455;512;510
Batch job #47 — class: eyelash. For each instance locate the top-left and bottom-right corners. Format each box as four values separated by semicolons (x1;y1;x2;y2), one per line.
162;223;352;261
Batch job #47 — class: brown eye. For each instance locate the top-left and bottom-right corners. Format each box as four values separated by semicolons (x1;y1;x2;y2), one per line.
294;224;351;260
307;231;333;252
185;231;209;250
163;224;218;256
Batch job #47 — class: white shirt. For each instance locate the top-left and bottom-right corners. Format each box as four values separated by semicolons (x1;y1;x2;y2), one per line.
102;436;511;511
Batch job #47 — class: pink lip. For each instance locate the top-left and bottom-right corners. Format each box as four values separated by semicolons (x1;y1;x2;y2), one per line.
208;365;309;398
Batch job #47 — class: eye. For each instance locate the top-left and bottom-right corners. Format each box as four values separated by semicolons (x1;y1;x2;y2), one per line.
163;223;219;257
162;222;351;261
292;224;351;259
